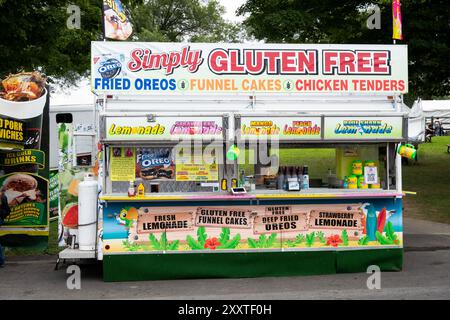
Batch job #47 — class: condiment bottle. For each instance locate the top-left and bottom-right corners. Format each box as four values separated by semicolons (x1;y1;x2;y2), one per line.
128;181;136;197
301;165;309;190
137;182;145;197
277;166;285;190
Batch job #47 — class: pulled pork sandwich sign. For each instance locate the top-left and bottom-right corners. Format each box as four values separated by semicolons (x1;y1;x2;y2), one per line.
92;42;408;95
0;116;25;149
0;72;49;244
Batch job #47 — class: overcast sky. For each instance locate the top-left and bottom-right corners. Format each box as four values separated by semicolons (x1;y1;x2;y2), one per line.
220;0;246;22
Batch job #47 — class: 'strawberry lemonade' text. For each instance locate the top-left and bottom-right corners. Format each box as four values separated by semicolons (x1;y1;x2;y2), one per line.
170;121;223;135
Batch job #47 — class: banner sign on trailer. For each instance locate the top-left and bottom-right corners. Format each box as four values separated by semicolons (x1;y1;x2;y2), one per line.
91;42;408;95
105;116;224;141
324;117;404;140
102;199;403;253
240;117;322;140
0;75;49;244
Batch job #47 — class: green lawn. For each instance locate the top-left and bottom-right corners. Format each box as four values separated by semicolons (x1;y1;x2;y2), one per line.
403;136;450;223
241;148;335;181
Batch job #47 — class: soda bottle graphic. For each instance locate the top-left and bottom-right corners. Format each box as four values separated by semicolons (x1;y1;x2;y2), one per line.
366;204;377;241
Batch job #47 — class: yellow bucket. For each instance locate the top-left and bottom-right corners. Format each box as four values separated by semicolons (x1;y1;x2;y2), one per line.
397;144;417;160
348;175;358;189
358;175;368;189
364;160;376;167
351;160;363;175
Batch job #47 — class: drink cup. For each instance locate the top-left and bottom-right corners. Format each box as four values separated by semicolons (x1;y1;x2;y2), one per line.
0;88;47;173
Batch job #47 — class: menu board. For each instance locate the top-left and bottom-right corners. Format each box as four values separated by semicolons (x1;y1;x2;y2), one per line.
175;163;219;181
324;117;404;140
92;42;408;95
105;116;224;141
240;117;321;140
110;147;136;181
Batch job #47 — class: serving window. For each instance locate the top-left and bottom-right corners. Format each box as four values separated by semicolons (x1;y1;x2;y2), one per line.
104;142;223;194
235;142;396;192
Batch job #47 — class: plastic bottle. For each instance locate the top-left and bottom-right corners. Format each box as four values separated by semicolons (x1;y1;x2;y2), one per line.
277;166;285;190
286;166;292;179
296;167;302;190
343;176;349;189
292;166;298;182
298;166;303;187
137;182;145;197
301;165;309;190
239;170;245;187
283;167;288;190
128;181;136;197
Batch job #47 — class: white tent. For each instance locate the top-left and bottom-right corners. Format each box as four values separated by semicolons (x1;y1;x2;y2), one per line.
420;99;450;118
407;99;425;143
417;99;450;133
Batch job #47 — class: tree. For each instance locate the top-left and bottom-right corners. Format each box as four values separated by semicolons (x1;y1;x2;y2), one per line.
129;0;246;42
0;0;102;85
238;0;450;103
0;0;246;85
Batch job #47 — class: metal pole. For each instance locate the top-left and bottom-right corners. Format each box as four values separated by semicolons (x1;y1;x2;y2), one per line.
101;1;106;41
386;143;390;190
395;148;402;193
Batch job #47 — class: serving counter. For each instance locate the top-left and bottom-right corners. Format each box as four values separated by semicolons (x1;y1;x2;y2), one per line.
100;189;403;202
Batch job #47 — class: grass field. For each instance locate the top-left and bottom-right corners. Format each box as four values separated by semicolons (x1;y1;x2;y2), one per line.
403;136;450;224
240;148;335;181
4;138;450;256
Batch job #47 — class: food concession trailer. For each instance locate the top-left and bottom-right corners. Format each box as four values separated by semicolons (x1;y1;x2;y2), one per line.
58;42;411;281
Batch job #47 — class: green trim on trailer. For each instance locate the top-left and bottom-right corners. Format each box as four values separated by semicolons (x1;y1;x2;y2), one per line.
336;248;403;273
102;248;402;282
